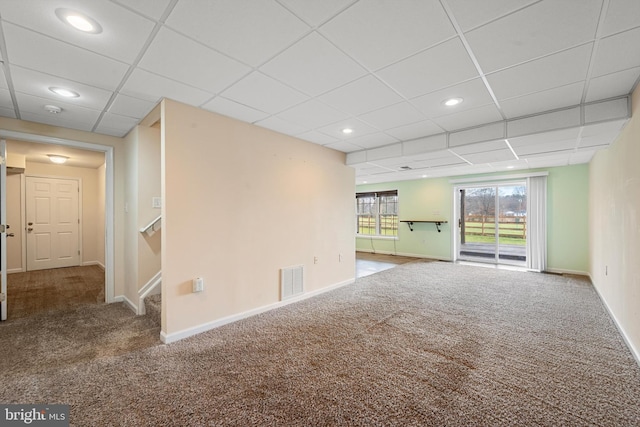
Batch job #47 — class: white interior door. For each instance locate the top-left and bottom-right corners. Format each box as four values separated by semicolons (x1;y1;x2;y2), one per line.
1;139;7;320
26;176;80;271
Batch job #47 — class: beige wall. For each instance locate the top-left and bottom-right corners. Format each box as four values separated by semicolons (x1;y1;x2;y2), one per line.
589;84;640;358
137;126;161;289
24;161;103;266
123;125;162;305
0;117;126;297
161;99;355;336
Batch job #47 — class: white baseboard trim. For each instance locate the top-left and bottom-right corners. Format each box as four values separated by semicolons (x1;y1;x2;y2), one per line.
138;271;162;316
545;267;589;276
356;249;450;262
113;294;137;315
7;268;24;274
161;277;355;344
589;274;640;367
83;261;106;270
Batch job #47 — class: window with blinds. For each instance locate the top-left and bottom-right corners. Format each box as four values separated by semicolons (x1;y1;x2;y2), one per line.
356;190;398;237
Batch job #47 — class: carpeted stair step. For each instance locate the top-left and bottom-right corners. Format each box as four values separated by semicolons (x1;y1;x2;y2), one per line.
144;294;161;327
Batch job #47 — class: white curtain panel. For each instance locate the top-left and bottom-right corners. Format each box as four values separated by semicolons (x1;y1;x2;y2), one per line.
527;176;547;271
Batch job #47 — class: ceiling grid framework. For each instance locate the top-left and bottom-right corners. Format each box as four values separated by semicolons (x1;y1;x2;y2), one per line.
0;0;638;181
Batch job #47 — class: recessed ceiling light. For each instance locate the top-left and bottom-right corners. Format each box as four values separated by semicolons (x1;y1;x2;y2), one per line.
49;87;80;98
506;165;515;169
422;175;428;178
48;155;69;164
44;105;62;114
362;181;368;184
55;8;102;34
443;97;463;107
342;128;353;134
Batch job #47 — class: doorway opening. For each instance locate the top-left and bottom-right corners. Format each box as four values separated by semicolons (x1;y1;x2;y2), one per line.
456;182;527;267
1;131;114;321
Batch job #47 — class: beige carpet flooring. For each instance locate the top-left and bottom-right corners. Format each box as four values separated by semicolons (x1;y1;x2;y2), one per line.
2;261;640;426
7;265;105;319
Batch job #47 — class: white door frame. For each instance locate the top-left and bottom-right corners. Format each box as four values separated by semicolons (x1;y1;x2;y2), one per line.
0;130;115;303
1;139;7;320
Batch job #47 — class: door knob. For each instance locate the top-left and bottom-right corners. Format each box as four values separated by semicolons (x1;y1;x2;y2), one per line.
28;222;33;226
7;233;14;237
27;228;33;232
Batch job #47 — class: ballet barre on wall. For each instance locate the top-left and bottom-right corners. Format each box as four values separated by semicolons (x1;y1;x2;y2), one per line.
400;220;448;233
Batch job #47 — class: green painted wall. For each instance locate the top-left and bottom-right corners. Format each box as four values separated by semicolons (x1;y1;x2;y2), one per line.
356;164;589;273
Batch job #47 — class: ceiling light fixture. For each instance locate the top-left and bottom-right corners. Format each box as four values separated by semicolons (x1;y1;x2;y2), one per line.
49;87;80;98
342;128;353;134
443;97;463;107
48;155;69;164
44;105;62;114
506;165;515;169
55;8;103;34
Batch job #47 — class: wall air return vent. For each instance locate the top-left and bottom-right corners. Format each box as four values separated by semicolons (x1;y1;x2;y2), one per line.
399;166;412;170
281;265;304;300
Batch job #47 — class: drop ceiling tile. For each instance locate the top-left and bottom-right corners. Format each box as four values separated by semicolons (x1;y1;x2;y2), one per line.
20;111;94;132
500;83;585;119
377;38;479;99
109;94;157;119
316;118;378;139
451;140;508;155
277;99;349;129
509;128;580;147
95;112;140;136
297;130;339;145
0;107;17;119
345;133;400;149
15;92;101;126
261;33;366;96
445;0;539;31
112;0;172;20
591;27;640;77
581;119;627;137
166;0;310;66
466;0;601;72
358;102;425;130
411;78;494;118
510;138;577;157
0;88;14;109
3;23;129;91
10;66;113;111
487;44;592;101
121;68;213;105
277;0;356;26
488;159;528;170
318;75;402;116
320;0;455;70
431;104;503;132
255;116;308;136
525;154;571;168
0;68;7;90
414;152;467;168
139;27;251;94
458;149;516;164
600;0;640;36
219;72;308;114
569;150;596;164
323;140;365;152
386;120;444;141
0;0;156;63
201;97;270;123
586;67;640;102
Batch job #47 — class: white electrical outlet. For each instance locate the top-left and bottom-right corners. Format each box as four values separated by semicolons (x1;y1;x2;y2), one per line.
314;256;318;264
192;277;204;293
152;197;162;209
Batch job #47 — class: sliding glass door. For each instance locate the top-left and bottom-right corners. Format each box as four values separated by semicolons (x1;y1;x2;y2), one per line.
458;183;527;266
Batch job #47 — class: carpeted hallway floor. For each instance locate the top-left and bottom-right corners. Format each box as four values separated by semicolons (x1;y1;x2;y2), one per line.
2;261;640;425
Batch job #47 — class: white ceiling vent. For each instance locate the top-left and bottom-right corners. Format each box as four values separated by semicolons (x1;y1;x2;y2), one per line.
281;265;304;300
